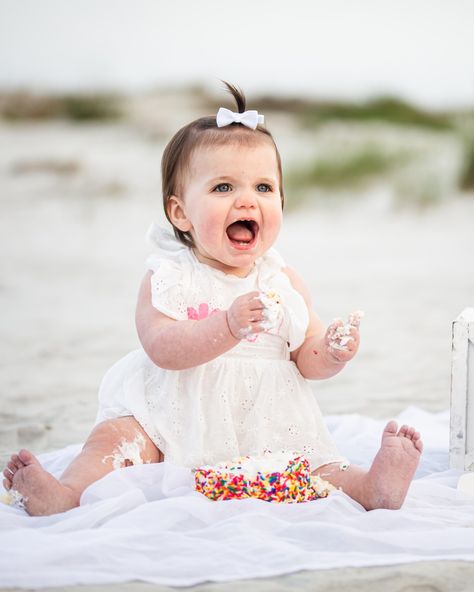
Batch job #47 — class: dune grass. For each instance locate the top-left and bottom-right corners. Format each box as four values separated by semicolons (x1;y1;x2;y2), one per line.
253;95;453;131
285;146;408;203
0;92;123;121
299;97;453;131
0;89;461;132
460;135;474;190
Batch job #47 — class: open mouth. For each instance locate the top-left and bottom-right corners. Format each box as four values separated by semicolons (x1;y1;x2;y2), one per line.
225;219;259;249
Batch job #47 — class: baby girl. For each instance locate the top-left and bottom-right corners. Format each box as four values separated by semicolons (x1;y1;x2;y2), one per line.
3;83;423;515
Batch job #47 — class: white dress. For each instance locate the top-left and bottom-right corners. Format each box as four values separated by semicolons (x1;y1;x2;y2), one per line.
96;225;347;471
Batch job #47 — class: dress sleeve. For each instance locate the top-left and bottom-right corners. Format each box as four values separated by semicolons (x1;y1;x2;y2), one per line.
258;248;310;352
146;254;188;320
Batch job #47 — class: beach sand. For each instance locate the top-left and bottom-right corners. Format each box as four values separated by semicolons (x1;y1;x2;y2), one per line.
2;561;474;592
1;118;474;591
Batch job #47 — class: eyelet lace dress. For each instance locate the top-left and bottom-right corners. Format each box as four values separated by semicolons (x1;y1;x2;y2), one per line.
95;225;348;470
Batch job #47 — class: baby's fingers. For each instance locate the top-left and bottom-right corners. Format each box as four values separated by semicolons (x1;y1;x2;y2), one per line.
348;310;364;328
246;291;265;311
327;344;348;363
248;311;265;323
326;318;343;341
334;329;359;354
328;346;353;363
346;327;360;350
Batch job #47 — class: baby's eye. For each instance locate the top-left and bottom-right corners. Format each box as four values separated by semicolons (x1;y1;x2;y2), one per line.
256;183;272;192
214;183;231;192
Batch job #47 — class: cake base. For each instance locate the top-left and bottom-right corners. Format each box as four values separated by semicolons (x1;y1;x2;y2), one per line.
194;452;335;503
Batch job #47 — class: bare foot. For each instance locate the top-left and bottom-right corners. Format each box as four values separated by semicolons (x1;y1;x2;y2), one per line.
2;449;80;516
364;421;423;510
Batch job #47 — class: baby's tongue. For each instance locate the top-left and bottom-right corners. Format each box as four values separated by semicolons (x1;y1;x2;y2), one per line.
226;221;253;242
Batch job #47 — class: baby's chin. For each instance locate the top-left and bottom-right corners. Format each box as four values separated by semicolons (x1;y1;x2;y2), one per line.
193;248;257;277
218;256;258;277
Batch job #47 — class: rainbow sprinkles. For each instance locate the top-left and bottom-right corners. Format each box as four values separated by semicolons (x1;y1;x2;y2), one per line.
194;451;335;503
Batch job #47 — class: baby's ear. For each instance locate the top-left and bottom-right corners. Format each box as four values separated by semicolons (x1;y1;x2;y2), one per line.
167;196;192;232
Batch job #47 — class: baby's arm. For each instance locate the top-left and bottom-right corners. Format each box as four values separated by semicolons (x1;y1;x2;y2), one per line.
135;272;264;370
284;267;360;380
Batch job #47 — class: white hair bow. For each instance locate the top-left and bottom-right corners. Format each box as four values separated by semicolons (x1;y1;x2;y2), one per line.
216;107;264;130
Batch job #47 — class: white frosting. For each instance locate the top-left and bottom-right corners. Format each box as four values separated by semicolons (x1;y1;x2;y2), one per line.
238;325;253;339
237;292;283;341
328;310;364;351
310;475;336;495
200;450;299;479
348;310;364;327
102;433;146;470
258;291;282;332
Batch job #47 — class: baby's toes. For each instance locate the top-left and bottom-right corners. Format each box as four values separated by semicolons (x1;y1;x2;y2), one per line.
11;454;25;471
6;461;17;475
3;465;15;488
400;425;423;453
398;424;410;438
413;432;423;453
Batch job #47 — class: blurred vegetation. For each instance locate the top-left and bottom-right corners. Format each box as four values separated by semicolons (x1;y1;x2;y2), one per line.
460;135;474;189
284;147;414;210
250;94;474;208
0;92;123;121
254;95;454;131
2;86;473;209
286;147;407;190
0;88;458;130
10;159;81;175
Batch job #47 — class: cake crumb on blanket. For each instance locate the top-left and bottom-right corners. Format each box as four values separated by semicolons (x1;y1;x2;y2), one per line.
1;489;28;509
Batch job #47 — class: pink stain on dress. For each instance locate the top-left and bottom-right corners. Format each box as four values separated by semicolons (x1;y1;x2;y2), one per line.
187;303;220;321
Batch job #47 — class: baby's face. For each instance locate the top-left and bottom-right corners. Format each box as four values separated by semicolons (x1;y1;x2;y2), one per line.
168;141;283;277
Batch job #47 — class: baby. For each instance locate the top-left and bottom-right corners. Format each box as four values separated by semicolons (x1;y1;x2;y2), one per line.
3;83;423;515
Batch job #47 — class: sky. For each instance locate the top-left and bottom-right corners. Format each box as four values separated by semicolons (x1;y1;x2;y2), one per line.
1;0;474;109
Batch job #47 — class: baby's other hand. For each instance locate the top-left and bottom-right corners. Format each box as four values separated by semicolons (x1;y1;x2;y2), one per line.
324;311;363;363
226;291;265;340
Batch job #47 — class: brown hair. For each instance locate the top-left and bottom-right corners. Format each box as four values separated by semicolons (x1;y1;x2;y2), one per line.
161;81;284;247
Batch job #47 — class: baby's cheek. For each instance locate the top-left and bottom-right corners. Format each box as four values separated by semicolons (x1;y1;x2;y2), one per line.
196;215;223;247
265;209;283;240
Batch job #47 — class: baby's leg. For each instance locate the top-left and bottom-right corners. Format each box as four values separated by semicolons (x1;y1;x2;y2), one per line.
314;421;423;510
2;416;163;516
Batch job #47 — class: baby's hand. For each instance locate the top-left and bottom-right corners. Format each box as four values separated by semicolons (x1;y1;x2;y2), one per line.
226;291;265;340
324;311;363;363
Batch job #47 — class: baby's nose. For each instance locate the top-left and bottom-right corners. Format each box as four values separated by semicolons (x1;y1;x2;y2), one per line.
234;190;257;208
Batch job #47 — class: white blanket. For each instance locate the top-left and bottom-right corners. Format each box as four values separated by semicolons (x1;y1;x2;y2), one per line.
1;407;474;588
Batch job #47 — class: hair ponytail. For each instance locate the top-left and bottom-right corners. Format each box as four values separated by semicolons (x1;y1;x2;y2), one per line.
221;80;246;114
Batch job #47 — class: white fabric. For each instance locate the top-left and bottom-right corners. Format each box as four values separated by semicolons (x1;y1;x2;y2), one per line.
2;407;474;589
96;226;343;471
216;106;264;129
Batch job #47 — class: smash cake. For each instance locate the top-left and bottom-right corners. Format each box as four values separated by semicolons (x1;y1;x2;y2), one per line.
259;290;282;332
194;451;335;503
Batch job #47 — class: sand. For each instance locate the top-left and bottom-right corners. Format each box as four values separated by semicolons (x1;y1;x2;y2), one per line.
1;115;474;590
2;562;474;591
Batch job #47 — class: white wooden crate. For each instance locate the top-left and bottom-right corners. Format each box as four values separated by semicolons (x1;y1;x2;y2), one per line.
450;308;474;471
